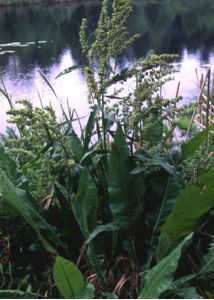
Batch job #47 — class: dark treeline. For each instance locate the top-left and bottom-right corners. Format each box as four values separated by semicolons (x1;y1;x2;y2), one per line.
0;0;93;7
0;1;101;70
131;0;214;59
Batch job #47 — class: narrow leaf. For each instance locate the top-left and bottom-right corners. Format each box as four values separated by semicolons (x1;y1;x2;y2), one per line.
55;65;84;79
85;222;128;245
83;106;98;152
39;70;59;101
105;67;132;88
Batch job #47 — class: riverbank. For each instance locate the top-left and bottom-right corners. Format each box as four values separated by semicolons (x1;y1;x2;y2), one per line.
0;0;92;7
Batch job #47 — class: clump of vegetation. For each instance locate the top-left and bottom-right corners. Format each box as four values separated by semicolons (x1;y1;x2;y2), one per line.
173;103;197;134
1;0;214;299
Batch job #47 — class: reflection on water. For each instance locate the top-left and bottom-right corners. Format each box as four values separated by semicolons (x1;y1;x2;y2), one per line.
1;49;88;125
1;0;214;131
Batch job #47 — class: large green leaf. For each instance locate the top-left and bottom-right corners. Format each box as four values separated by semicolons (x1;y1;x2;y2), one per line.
132;151;175;175
107;125;144;256
72;168;98;237
53;256;85;299
182;129;208;160
108;125;137;224
139;235;192;299
67;131;84;162
72;168;104;276
0;168;64;254
157;169;214;260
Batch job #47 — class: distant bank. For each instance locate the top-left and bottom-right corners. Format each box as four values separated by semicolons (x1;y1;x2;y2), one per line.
0;0;92;7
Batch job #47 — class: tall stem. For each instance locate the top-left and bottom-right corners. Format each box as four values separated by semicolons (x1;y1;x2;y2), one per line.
101;93;107;152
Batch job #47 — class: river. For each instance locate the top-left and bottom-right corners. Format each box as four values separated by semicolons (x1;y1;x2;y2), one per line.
0;0;214;132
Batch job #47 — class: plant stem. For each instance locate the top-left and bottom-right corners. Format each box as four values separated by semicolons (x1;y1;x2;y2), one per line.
146;174;172;269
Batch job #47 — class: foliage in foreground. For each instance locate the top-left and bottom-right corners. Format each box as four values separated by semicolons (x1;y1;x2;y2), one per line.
1;0;214;298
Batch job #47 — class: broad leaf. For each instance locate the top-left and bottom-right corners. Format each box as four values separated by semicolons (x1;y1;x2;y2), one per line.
139;235;192;299
72;169;98;237
67;131;84;162
108;125;144;256
54;256;85;299
72;168;104;277
132;151;175;175
182;129;208;160
157;169;214;260
108;125;137;224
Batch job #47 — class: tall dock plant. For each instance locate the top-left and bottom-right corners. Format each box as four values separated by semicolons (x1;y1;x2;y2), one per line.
79;0;179;153
79;0;140;151
77;0;185;289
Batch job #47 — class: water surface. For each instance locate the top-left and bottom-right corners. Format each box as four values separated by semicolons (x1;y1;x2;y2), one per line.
1;0;214;131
